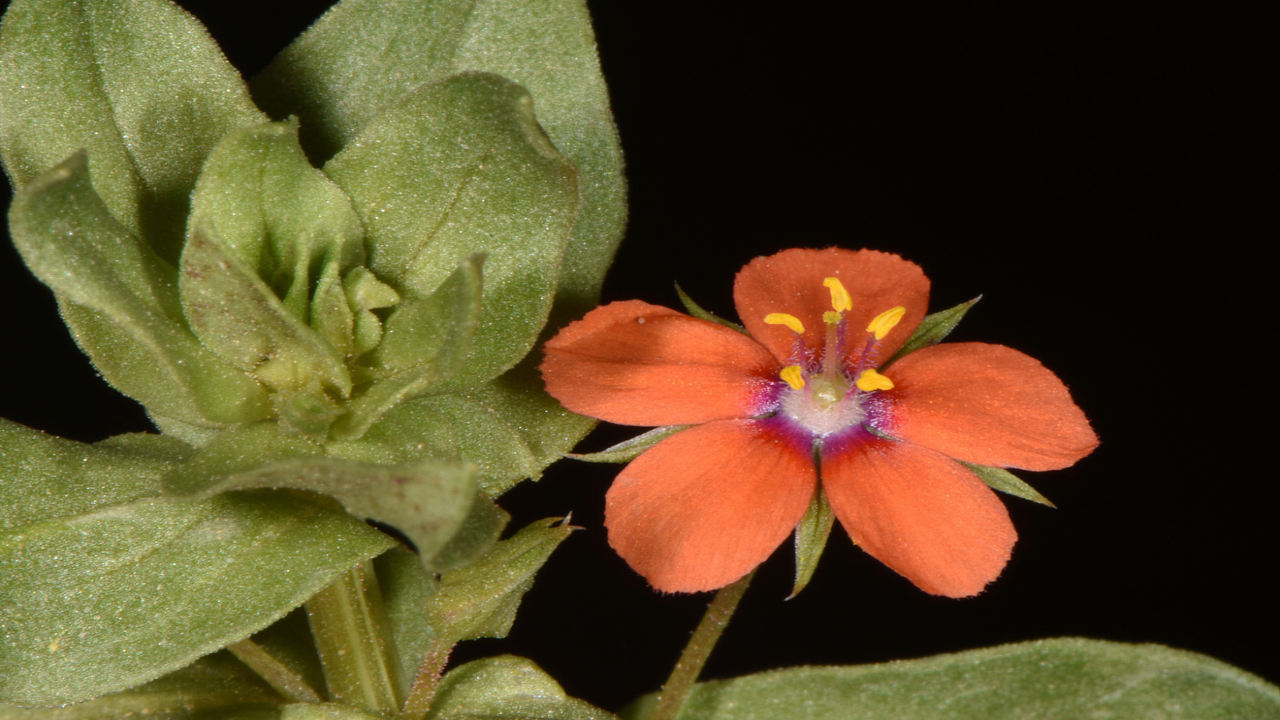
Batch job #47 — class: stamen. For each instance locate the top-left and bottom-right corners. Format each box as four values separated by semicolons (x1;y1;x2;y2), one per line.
867;306;906;340
856;368;894;392
780;365;806;390
765;313;805;335
823;277;852;312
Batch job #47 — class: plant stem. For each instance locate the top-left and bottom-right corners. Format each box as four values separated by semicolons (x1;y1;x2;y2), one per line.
648;571;754;720
227;637;322;703
400;637;456;720
306;562;400;713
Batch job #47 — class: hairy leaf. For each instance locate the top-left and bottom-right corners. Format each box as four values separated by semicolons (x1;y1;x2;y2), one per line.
251;0;625;312
0;0;264;262
623;639;1280;720
0;493;393;705
433;656;616;720
324;72;579;389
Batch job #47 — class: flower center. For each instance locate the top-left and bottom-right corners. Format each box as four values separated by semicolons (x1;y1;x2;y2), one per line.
765;277;904;438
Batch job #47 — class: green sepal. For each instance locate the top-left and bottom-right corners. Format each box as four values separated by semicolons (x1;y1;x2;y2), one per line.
250;0;626;315
0;652;280;719
429;518;574;642
8;153;271;425
324;72;580;390
883;296;981;368
963;462;1056;508
0;420;191;531
790;488;836;599
566;425;690;464
675;283;746;333
0;493;393;706
622;638;1280;720
432;656;617;720
0;0;265;263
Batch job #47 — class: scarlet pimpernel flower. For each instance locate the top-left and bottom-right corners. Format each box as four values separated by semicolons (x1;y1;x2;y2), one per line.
541;248;1097;598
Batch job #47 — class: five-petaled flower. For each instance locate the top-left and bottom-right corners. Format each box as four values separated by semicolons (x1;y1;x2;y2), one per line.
540;248;1097;598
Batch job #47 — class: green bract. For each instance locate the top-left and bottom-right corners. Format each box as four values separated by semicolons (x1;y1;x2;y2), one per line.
1;0;622;709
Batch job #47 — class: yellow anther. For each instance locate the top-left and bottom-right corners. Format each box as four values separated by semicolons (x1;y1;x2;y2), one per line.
764;313;805;335
780;365;806;390
866;306;906;340
823;277;852;312
856;368;894;392
823;310;843;325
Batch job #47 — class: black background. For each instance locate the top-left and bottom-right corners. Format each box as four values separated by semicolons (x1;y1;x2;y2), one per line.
0;2;1271;711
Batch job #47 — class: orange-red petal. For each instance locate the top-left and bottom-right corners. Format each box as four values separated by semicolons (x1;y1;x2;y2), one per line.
823;435;1016;598
880;342;1099;471
541;300;780;426
605;420;816;593
734;248;930;364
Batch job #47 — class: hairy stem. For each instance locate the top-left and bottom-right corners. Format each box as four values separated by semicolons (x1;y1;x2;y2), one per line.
306;562;400;712
648;571;754;720
400;637;456;719
227;637;322;703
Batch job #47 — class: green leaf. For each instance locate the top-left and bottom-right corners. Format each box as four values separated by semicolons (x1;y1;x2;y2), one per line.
330;391;539;497
334;254;485;440
566;425;689;465
430;518;573;642
0;0;265;264
622;638;1280;720
675;284;745;333
250;0;625;313
324;72;579;389
0;420;190;531
428;493;510;573
790;489;835;599
171;455;481;568
962;462;1056;508
330;353;595;496
0;652;280;719
187;120;365;322
0;493;394;706
374;547;441;702
432;656;617;720
883;297;980;369
161;422;325;497
7;153;271;425
456;356;598;486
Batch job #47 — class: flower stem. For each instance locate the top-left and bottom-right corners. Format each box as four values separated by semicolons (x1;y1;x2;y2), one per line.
400;637;456;720
306;562;400;713
226;637;322;703
648;571;754;720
